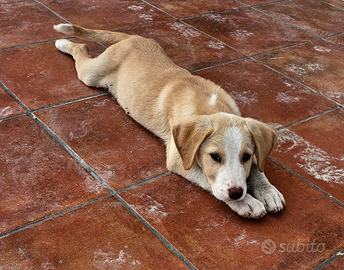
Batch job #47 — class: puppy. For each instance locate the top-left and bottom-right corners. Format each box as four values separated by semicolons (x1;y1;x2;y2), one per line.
53;24;285;219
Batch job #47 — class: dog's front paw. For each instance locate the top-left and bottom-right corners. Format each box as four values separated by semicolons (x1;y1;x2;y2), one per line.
254;185;285;214
226;194;267;219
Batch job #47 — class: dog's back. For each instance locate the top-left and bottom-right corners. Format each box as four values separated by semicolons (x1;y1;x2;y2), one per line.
54;24;240;140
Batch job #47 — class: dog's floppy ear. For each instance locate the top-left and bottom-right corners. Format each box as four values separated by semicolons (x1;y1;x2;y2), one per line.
246;118;277;172
172;115;213;170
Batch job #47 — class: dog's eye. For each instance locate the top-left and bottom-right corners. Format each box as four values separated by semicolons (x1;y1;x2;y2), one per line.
243;153;251;162
210;153;221;163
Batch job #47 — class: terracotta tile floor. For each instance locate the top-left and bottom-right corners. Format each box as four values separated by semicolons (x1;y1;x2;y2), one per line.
0;0;343;269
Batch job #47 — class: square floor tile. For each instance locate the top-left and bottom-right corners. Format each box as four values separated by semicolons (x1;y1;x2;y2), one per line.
0;86;25;119
255;40;344;104
184;8;314;55
0;197;188;269
194;59;336;127
0;1;66;49
257;0;344;38
35;95;167;191
124;21;244;71
39;0;173;30
120;161;344;269
0;116;108;235
0;42;105;110
144;0;245;18
272;107;344;203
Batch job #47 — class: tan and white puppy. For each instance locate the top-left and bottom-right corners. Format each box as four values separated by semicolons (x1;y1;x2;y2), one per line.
53;24;285;219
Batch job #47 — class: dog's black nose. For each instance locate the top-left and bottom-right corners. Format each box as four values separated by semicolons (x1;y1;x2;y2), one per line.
228;187;243;200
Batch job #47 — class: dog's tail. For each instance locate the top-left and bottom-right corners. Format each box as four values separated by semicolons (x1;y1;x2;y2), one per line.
53;24;131;46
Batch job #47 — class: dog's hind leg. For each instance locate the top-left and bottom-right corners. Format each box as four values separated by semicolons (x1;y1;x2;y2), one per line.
55;39;108;88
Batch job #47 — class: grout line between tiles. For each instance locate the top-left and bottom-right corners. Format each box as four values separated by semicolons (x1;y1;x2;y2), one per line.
276;106;342;131
269;157;344;208
322;31;344;40
0;81;30;112
191;56;248;73
0;112;28;122
0;80;110;121
318;0;344;11
250;38;319;58
313;249;344;270
233;0;290;9
34;0;70;24
141;0;178;20
116;171;171;194
0;34;108;52
0;194;112;240
0;38;67;52
115;193;198;270
31;91;110;113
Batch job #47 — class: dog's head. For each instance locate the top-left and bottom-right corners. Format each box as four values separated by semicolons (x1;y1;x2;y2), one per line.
172;113;277;203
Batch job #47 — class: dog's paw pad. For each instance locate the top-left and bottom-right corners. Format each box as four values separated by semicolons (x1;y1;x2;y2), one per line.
55;39;72;54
